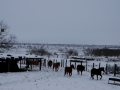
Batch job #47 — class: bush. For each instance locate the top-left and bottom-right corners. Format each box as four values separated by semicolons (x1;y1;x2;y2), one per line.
26;45;51;56
66;49;78;56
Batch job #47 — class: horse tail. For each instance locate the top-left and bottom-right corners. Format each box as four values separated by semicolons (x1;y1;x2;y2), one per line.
91;69;93;78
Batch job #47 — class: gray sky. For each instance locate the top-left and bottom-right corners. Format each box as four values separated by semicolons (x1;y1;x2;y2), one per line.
0;0;120;45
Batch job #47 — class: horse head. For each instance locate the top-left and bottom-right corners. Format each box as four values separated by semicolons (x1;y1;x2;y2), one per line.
70;64;75;69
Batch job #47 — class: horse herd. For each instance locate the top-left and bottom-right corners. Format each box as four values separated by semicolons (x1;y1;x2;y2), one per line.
48;60;105;80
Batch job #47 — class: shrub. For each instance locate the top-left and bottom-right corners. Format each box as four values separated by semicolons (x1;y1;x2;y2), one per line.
26;45;51;56
66;49;78;56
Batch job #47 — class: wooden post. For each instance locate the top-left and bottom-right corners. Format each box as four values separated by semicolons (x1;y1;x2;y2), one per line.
61;59;62;67
70;61;71;66
86;60;87;71
75;62;76;69
47;60;49;67
93;63;94;69
53;59;55;63
106;64;108;75
63;59;64;67
7;58;10;72
99;63;101;68
44;59;46;67
81;61;82;65
19;58;21;69
19;56;22;69
65;60;67;67
24;57;26;64
30;59;32;70
39;58;41;71
114;64;117;76
26;58;29;68
33;59;34;67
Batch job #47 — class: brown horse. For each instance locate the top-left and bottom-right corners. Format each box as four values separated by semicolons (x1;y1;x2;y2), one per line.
48;60;53;68
29;61;39;66
53;62;60;71
77;64;85;75
64;64;74;76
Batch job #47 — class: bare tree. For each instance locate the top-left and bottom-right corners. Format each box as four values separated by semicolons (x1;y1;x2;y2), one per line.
0;20;17;51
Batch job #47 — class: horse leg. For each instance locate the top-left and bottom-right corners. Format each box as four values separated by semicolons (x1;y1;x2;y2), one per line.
97;75;98;80
81;71;82;75
70;72;72;76
77;70;79;75
55;68;56;71
53;66;54;71
91;72;94;79
56;68;58;72
91;74;94;79
64;70;66;76
100;75;102;80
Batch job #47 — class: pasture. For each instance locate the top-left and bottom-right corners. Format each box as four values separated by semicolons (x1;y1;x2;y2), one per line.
0;65;120;90
0;55;120;90
0;46;120;90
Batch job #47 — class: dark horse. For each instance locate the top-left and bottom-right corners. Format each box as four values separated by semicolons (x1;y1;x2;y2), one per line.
77;64;85;75
48;60;53;68
91;67;105;80
53;62;60;71
64;64;74;76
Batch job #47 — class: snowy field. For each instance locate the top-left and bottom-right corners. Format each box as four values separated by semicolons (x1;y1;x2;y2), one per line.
0;56;120;90
0;47;120;90
0;66;120;90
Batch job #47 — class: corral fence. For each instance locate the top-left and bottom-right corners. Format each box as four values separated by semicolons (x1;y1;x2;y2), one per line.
0;56;46;72
106;64;120;76
47;59;88;71
19;57;46;71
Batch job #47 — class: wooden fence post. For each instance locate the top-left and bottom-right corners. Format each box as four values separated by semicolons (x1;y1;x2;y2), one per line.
39;59;41;71
26;58;29;68
75;62;76;69
70;60;71;66
53;59;55;63
30;59;33;70
99;63;101;68
106;64;108;74
44;59;46;67
19;57;22;69
61;59;62;67
93;63;94;69
7;58;10;72
86;60;87;71
81;61;82;65
63;59;64;67
114;64;117;76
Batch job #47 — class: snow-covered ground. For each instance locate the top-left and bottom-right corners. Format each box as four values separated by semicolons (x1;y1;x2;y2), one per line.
0;66;120;90
0;47;120;90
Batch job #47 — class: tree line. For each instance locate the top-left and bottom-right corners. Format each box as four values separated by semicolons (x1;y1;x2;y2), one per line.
84;47;120;57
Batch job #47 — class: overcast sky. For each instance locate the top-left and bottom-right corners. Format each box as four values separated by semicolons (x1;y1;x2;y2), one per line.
0;0;120;45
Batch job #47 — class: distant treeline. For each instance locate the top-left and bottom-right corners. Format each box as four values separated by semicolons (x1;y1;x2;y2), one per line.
84;48;120;57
